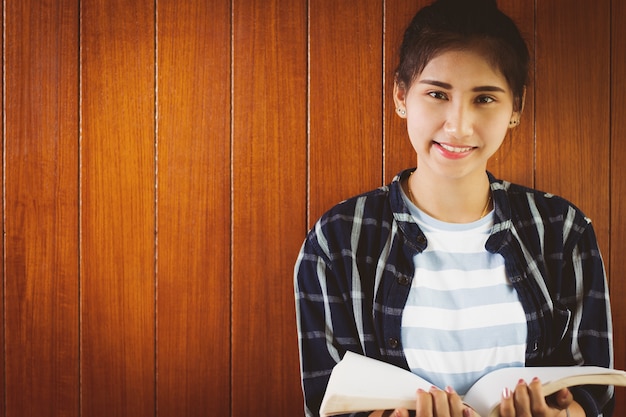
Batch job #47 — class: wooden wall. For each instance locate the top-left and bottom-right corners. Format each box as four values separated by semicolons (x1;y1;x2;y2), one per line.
0;0;622;416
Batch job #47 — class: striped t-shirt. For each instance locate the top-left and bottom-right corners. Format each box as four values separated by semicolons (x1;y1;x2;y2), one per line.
400;194;527;395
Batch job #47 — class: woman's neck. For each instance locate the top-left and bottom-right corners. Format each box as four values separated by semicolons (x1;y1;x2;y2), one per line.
406;169;492;223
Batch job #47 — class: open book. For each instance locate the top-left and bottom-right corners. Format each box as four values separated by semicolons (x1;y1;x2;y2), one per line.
320;352;626;417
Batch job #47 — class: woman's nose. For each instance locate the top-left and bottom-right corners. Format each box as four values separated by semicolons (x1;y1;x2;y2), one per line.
443;104;474;139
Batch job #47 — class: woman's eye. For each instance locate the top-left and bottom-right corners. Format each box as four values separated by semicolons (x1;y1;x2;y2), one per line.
428;91;448;100
476;95;495;104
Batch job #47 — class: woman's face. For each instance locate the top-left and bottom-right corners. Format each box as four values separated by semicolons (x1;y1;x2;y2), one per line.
394;49;520;182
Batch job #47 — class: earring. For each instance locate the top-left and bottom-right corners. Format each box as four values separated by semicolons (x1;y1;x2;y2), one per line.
509;119;518;126
397;108;406;116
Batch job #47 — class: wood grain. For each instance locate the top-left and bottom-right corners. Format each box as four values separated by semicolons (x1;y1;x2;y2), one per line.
156;0;231;415
487;0;535;188
535;0;610;254
4;1;80;415
231;0;307;414
309;0;384;224
383;0;427;183
610;0;626;413
80;0;156;415
0;0;5;414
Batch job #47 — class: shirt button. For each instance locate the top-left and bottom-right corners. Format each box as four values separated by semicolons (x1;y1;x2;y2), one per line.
416;235;426;244
397;276;410;286
388;338;399;349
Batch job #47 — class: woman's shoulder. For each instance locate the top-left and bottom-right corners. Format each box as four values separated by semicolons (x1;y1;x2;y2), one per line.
492;177;592;227
313;185;394;231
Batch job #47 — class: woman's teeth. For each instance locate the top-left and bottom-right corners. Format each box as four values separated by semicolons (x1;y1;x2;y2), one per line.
439;143;473;153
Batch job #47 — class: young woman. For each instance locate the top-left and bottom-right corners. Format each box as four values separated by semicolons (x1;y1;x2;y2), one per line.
294;1;614;416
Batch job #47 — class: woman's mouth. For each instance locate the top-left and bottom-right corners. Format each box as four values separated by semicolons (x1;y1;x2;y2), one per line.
433;141;475;159
437;142;474;153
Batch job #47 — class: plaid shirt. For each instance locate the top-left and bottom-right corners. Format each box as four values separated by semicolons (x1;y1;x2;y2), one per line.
294;169;614;417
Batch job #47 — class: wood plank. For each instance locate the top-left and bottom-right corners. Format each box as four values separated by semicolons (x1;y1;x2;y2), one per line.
487;0;534;188
80;0;156;415
231;0;307;414
383;1;534;187
535;0;610;254
0;0;5;414
610;0;626;412
3;1;80;415
156;0;231;415
309;0;383;224
383;0;427;183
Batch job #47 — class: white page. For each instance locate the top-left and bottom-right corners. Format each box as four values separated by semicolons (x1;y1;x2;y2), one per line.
464;366;626;417
319;352;432;416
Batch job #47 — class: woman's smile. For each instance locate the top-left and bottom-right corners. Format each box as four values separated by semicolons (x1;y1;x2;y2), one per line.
434;141;476;158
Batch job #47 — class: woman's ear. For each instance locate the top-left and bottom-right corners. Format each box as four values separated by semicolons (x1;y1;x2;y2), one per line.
393;81;408;118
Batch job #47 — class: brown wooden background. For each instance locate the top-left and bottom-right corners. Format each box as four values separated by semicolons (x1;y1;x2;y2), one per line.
0;0;623;416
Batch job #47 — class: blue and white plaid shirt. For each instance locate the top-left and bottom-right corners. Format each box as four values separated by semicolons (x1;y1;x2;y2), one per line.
295;169;614;417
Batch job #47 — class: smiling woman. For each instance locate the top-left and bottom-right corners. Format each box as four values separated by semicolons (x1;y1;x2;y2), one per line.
294;1;614;417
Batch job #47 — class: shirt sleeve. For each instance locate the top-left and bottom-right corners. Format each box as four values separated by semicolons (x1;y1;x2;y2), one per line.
295;217;379;417
552;214;614;415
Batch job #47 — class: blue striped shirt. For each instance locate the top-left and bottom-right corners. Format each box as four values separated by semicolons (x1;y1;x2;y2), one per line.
294;169;613;416
400;201;527;395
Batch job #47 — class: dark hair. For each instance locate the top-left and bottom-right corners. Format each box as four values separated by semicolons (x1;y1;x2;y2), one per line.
395;0;529;111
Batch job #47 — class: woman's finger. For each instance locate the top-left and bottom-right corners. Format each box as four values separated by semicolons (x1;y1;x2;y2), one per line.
513;379;532;417
499;387;516;417
415;388;434;417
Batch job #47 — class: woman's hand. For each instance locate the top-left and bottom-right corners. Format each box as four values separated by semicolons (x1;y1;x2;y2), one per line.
370;386;473;417
499;378;576;417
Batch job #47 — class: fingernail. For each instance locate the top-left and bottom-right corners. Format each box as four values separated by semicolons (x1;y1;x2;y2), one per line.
532;377;539;382
463;408;473;417
445;385;455;394
394;410;402;417
502;387;511;399
518;378;526;385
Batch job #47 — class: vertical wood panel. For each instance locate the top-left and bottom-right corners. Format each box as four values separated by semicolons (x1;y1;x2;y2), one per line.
309;0;383;224
487;0;534;188
383;0;427;183
80;0;156;415
156;0;231;415
535;0;610;253
4;1;80;416
232;0;307;414
611;0;626;413
0;0;5;414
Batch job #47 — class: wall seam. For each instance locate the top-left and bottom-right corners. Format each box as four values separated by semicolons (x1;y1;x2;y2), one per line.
532;0;537;189
381;0;386;186
229;0;234;415
306;0;311;229
153;0;159;416
78;0;83;415
1;0;6;412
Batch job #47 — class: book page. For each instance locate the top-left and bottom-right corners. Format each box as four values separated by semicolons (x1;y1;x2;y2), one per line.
319;351;432;416
319;352;626;417
463;366;626;417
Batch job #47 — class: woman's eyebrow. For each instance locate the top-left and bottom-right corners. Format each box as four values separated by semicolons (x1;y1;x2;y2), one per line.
418;79;506;93
472;85;507;93
419;79;452;89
